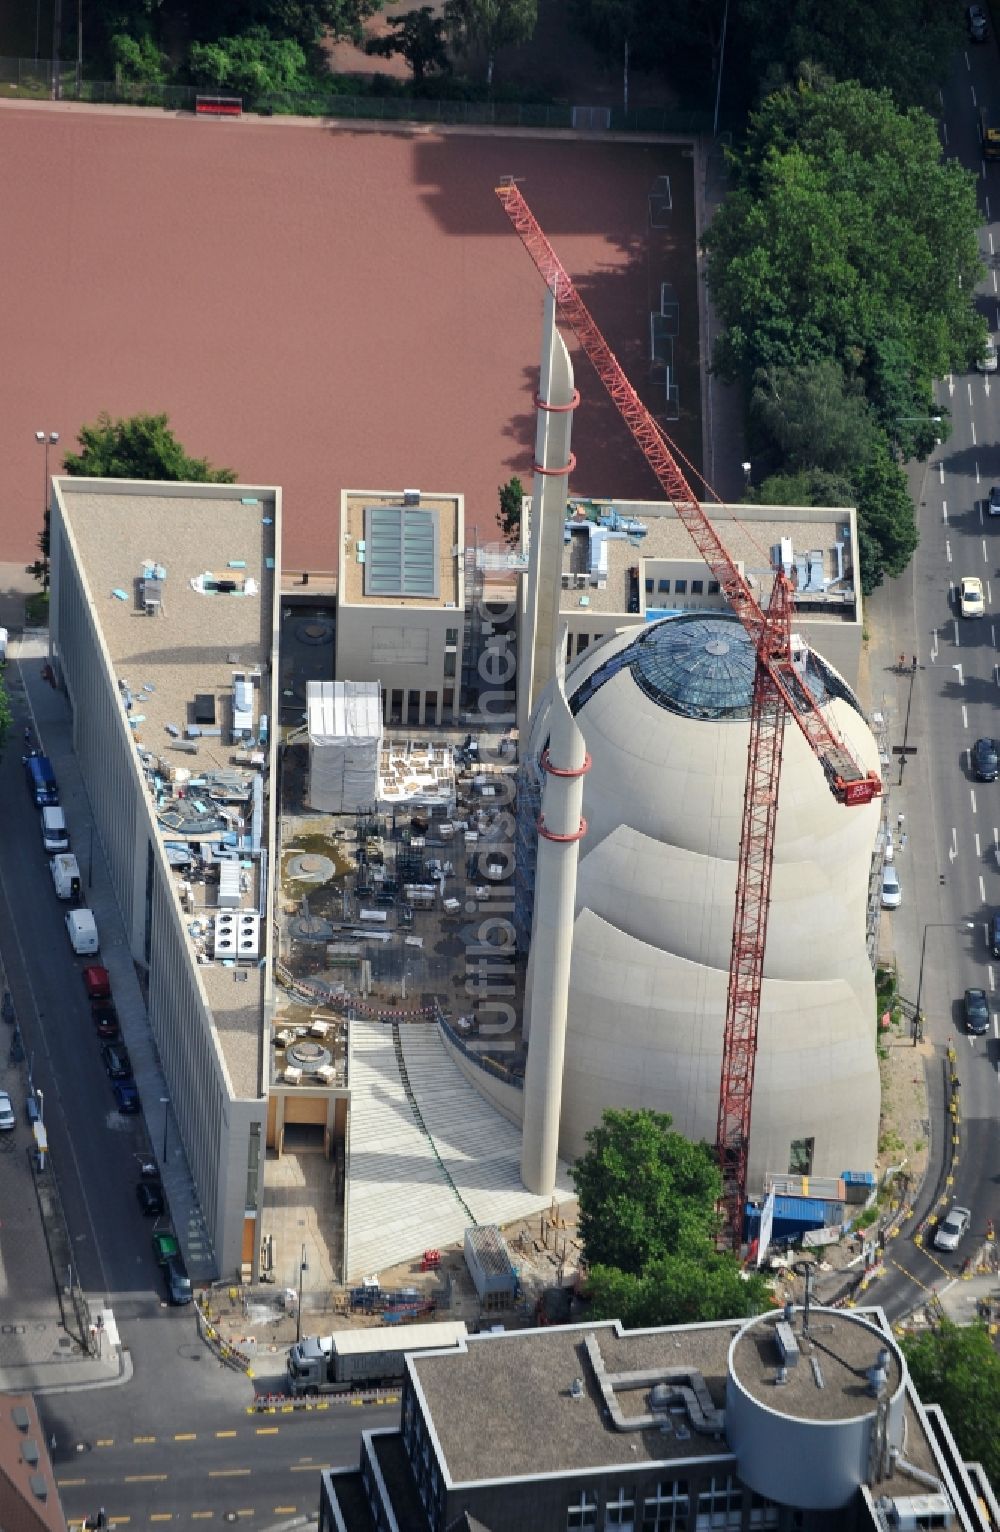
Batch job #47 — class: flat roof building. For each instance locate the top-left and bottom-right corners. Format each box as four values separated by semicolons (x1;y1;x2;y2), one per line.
49;479;281;1279
319;1308;998;1532
336;489;464;728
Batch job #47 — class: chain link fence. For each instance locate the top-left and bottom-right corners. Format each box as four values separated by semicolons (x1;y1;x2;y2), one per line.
0;57;713;135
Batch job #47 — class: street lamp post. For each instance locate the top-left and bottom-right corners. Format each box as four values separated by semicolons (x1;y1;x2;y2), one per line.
295;1243;308;1344
914;922;974;1044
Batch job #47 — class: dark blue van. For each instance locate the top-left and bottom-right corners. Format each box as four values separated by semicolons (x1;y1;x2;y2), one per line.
24;753;58;807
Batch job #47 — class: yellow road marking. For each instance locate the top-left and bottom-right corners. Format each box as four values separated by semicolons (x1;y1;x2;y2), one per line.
256;1426;279;1435
133;1435;157;1444
150;1516;173;1522
273;1509;296;1516
208;1468;251;1478
95;1439;114;1448
57;1478;87;1487
174;1432;197;1441
191;1514;214;1520
215;1430;237;1438
290;1464;318;1472
125;1474;168;1484
886;1258;935;1295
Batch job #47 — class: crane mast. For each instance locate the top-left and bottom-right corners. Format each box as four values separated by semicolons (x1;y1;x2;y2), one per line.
496;179;881;1242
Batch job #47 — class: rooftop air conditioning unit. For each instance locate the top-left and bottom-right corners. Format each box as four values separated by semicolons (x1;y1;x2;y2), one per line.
403;488;421;505
214;910;261;960
561;574;571;588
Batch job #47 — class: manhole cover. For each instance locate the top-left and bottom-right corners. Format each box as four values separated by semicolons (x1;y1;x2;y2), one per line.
287;1039;332;1070
294;619;334;646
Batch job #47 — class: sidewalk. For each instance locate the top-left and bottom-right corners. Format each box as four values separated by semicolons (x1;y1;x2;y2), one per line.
14;630;217;1281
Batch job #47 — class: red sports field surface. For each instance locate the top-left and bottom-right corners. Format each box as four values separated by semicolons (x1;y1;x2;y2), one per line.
2;106;697;569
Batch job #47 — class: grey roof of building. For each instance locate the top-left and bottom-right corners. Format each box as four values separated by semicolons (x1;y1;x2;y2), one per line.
323;1468;377;1532
412;1320;739;1483
730;1309;902;1422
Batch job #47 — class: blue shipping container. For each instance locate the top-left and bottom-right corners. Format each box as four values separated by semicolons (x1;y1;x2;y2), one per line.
745;1195;839;1241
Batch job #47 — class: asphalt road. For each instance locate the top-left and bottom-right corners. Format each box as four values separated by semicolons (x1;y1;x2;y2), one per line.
862;42;1000;1317
49;1400;394;1527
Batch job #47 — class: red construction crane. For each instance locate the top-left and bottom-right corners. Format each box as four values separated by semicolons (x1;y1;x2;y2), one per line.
496;178;881;1244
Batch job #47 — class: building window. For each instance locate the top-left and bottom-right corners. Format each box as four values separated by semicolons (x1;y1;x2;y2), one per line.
442;688;454;717
708;581;720;595
645;578;654;594
444;650;456;678
642;1481;689;1531
605;1488;636;1530
390;688;403;722
691;579;704;594
674;579;688;595
789;1137;815;1175
695;1475;742;1530
245;1122;261;1212
425;691;438;719
567;1489;597;1529
407;689;421;725
446;627;458;647
658;579;670;593
749;1493;780;1528
577;633;590;654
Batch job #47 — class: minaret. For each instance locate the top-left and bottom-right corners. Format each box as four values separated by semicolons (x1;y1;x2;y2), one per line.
520;631;590;1194
517;290;580;743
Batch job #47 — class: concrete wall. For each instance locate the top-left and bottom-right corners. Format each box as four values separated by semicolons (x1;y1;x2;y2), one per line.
335;603;460;725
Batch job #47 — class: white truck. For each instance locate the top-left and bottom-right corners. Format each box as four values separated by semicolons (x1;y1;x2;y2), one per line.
50;853;82;900
65;908;99;955
286;1320;467;1396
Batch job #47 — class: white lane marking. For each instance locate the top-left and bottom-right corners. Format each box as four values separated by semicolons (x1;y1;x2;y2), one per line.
950;827;959;862
990;963;996;992
993;623;997;647
972;787;978;815
976;832;982;856
963;704;970;729
972;83;978;105
970;380;976;408
932;633;940;663
993;231;997;257
977;462;983;485
943;500;949;522
985;538;990;562
949;372;956;395
973;420;978;446
947;541;953;565
990;580;994;605
981;874;987;902
940;461;946;485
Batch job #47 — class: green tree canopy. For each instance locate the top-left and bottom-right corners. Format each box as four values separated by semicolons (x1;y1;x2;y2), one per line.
587;1252;770;1328
446;0;537;84
189;26;310;95
63;413;237;483
704;79;984;407
733;0;962;111
571;1108;722;1275
496;476;523;546
367;7;449;83
749;361;879;478
902;1322;1000;1492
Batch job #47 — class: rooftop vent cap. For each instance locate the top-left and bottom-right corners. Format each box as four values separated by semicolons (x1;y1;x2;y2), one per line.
21;1438;39;1465
649;1383;672;1411
403;488;421;505
569;1377;585;1400
11;1406;30;1432
29;1474;47;1501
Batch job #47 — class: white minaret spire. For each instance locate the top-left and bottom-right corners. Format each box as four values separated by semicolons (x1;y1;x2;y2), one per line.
520;627;590;1194
516;289;579;742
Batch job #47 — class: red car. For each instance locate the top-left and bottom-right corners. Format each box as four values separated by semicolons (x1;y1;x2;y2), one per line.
82;965;111;1002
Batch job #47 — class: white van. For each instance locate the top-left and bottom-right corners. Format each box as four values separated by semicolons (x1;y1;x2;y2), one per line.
40;807;69;854
51;853;82;900
65;908;99;954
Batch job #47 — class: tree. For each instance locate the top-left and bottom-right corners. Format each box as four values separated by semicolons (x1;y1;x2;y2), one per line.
63;413;237;483
705;80;984;399
587;1253;769;1328
445;0;537;85
111;32;168;85
189;27;310;96
571;1108;722;1276
853;439;919;594
749;361;879;478
902;1322;1000;1492
367;7;449;83
496;476;524;546
0;670;12;752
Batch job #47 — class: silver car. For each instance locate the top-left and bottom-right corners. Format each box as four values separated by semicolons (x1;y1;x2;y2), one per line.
933;1205;971;1251
0;1090;15;1132
881;865;901;909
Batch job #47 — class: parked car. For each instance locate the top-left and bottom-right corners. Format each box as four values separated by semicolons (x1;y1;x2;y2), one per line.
24;1093;41;1127
978;334;998;372
991;913;1000;958
82;965;111;1003
968;4;988;41
989;484;1000;517
934;1204;971;1251
972;737;999;782
112;1078;140;1114
91;1001;120;1041
164;1256;193;1306
136;1181;165;1217
964;987;990;1035
152;1230;180;1265
0;1090;15;1132
100;1042;132;1080
960;575;985;618
881;865;901;909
